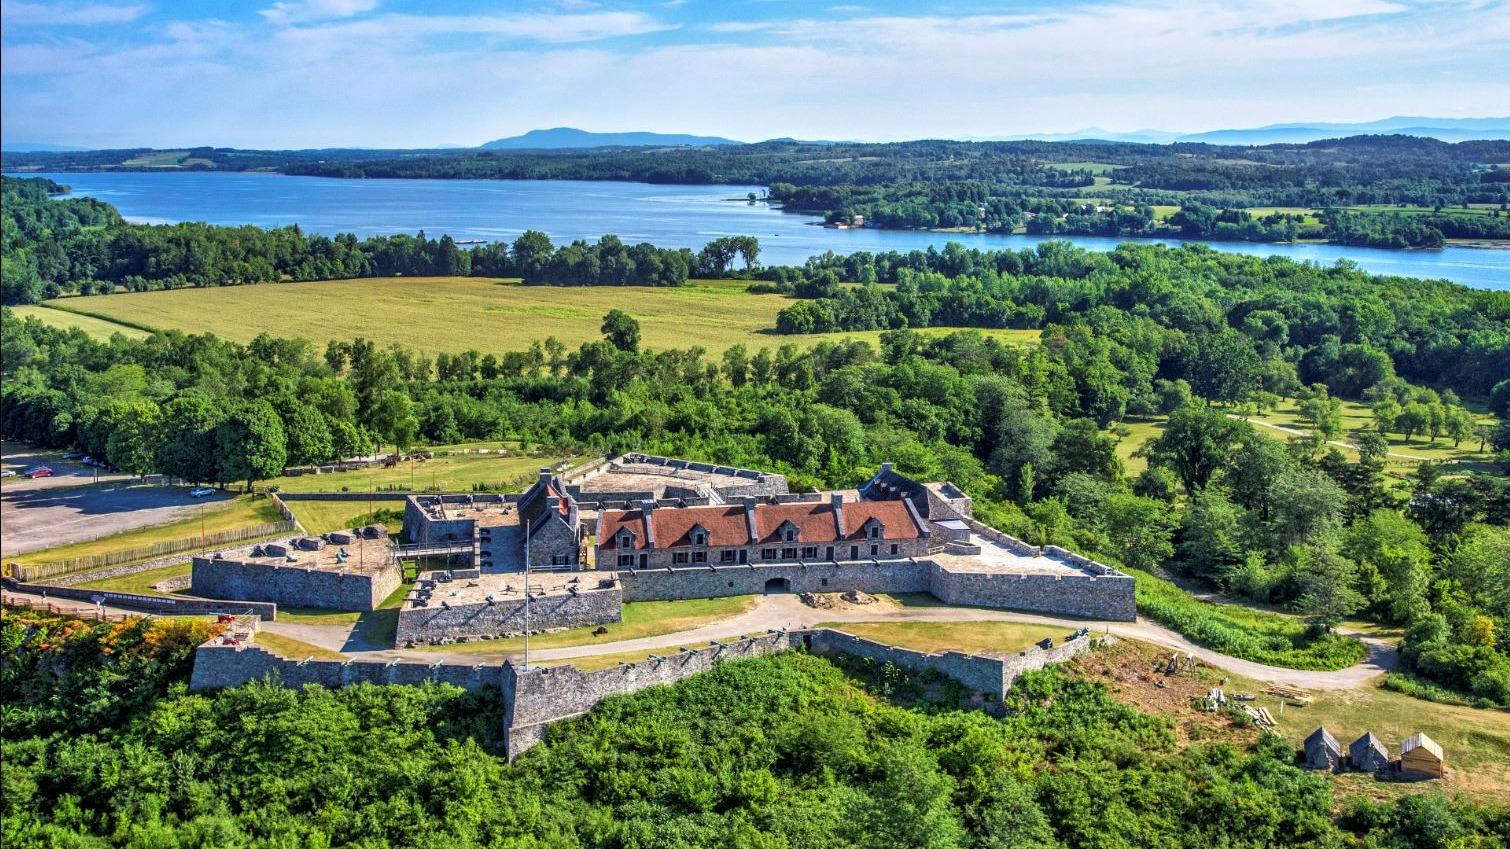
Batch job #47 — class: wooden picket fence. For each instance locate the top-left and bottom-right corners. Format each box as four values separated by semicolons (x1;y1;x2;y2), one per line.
6;519;297;582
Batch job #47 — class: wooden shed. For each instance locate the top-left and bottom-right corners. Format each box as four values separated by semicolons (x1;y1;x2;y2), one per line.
1400;732;1445;779
1348;732;1389;773
1303;726;1342;772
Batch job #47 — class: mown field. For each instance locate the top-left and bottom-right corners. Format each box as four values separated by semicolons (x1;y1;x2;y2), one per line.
27;277;1040;356
9;305;149;340
267;450;573;494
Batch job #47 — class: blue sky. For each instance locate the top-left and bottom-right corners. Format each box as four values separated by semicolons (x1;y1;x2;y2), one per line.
2;0;1507;148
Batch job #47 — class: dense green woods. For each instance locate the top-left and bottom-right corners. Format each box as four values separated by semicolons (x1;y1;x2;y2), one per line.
3;609;1507;848
12;134;1508;246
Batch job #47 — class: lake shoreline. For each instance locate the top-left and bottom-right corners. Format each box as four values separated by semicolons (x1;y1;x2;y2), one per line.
18;171;1508;290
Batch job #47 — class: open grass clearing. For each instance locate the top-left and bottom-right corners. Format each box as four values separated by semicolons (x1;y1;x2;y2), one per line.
268;451;576;494
255;631;347;661
1074;639;1509;802
816;620;1073;656
8;494;286;569
277;581;412;633
283;498;408;535
411;595;758;655
42;277;1039;356
1045;161;1125;175
76;561;194;596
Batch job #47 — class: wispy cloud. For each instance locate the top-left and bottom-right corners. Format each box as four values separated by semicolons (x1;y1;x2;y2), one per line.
1;0;149;25
259;0;378;26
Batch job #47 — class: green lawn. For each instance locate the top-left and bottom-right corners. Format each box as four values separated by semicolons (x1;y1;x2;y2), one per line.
9;494;287;569
815;621;1072;656
254;631;347;661
76;561;194;596
40;277;1039;357
268;451;577;494
283;498;409;534
412;595;758;655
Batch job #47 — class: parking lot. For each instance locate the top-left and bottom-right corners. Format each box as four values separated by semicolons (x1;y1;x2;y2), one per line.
2;446;230;560
1;447;132;491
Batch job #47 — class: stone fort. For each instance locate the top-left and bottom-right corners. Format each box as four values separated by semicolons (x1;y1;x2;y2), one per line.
180;453;1133;756
186;454;1136;643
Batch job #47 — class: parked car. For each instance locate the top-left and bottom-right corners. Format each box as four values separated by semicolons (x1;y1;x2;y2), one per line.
25;466;54;478
0;469;17;478
189;487;217;497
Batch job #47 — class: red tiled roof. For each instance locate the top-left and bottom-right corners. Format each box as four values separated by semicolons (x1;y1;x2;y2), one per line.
597;498;923;551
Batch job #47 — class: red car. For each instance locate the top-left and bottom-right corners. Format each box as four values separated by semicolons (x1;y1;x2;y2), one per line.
24;466;54;478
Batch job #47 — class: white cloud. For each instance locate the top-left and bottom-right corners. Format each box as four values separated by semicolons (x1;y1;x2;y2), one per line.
0;0;148;25
2;0;1507;147
259;0;378;26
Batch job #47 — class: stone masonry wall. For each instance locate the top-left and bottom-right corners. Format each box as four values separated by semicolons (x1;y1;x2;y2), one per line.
501;630;799;757
191;557;402;612
395;586;622;644
928;564;1136;621
189;643;504;692
805;629;1009;699
619;559;931;602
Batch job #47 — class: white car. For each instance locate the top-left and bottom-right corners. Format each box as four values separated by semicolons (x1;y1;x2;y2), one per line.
189;487;217;497
0;469;17;478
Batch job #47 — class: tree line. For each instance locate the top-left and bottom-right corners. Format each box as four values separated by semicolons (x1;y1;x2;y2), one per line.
2;177;771;304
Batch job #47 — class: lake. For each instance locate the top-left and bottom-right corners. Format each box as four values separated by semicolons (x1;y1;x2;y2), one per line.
28;171;1510;290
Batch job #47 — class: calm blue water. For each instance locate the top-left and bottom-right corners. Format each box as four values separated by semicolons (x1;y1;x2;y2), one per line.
29;171;1510;290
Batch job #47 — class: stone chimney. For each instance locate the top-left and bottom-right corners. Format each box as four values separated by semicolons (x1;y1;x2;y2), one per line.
538;467;553;487
881;461;894;475
743;497;759;544
641;499;656;548
830;492;846;537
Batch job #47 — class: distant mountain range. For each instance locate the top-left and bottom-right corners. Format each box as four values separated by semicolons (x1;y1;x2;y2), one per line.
1004;116;1510;145
479;127;742;150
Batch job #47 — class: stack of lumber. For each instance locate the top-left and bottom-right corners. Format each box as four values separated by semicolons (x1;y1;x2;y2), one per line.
1263;685;1314;706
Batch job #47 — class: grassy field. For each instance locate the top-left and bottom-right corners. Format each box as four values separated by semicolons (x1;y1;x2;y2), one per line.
268;451;576;494
254;631;347;661
815;620;1072;655
283;498;409;534
9;305;150;339
76;561;194;595
1237;397;1498;471
9;494;286;568
36;277;1039;356
1046;161;1125;175
411;595;757;655
1221;667;1510;801
1114;398;1499;481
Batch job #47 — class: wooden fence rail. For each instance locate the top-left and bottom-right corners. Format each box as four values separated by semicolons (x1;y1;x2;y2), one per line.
6;520;297;582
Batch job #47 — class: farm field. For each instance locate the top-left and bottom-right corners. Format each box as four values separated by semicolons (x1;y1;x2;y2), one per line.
33;277;1040;355
8;305;151;339
266;451;578;493
7;493;286;568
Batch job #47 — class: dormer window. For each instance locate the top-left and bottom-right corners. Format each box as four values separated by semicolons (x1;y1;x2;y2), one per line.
616;528;637;548
695;532;706;545
869;526;880;539
689;523;709;546
785;530;795;542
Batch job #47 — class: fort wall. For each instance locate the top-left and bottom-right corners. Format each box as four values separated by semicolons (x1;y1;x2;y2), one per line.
929;564;1136;621
619;559;931;601
395;586;622;645
191;557;402;612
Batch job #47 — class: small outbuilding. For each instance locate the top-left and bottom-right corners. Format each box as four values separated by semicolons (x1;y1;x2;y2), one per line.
1349;732;1390;773
1303;726;1343;772
1400;732;1446;779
